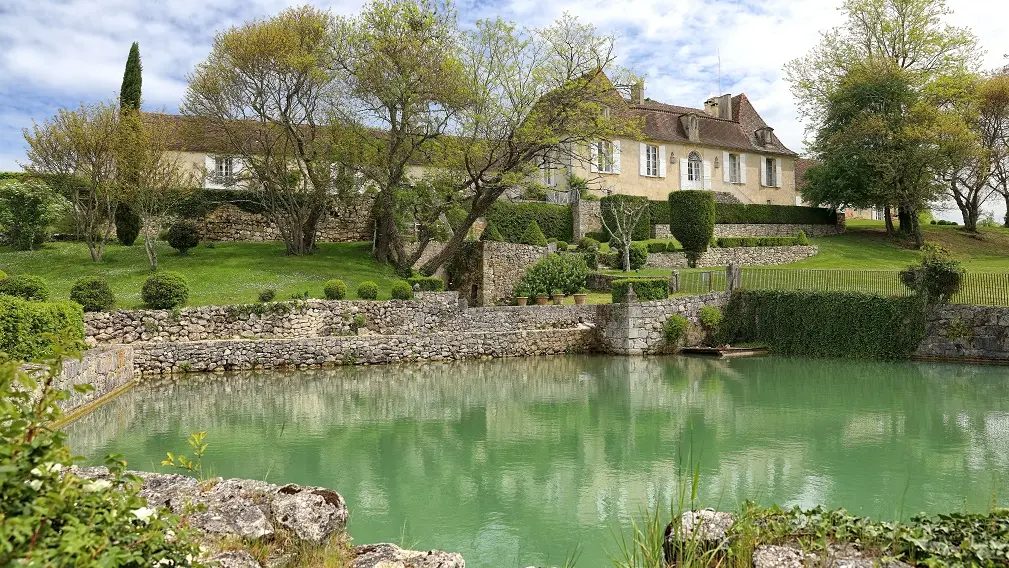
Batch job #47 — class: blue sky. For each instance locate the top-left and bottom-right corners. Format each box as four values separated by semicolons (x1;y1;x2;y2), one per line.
2;0;1007;218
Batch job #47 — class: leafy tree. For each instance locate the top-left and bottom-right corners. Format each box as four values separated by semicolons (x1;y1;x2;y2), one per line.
0;179;62;250
599;195;649;272
184;6;353;256
116;41;144;245
22;102;120;261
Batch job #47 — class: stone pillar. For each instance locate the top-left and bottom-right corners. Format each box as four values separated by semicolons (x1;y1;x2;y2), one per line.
670;270;680;294
595;301;644;355
725;264;741;293
572;199;602;240
835;211;847;234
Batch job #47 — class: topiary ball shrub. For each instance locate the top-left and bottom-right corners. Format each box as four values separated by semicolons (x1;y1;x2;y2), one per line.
611;278;668;303
0;274;50;301
166;221;200;255
555;240;569;252
357;281;379;300
663;314;690;345
258;288;276;303
323;279;348;300
577;237;600;251
407;276;445;292
520;220;548;247
669;191;715;267
141;271;189;309
391;281;414;300
614;241;648;271
69;277;115;312
115;203;141;246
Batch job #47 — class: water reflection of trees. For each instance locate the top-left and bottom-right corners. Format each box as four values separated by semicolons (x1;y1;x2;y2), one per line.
63;356;1009;568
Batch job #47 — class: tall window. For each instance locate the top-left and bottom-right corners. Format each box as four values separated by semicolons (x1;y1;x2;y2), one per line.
645;144;659;177
765;157;776;187
727;153;740;183
595;141;615;173
687;151;702;182
215;156;234;179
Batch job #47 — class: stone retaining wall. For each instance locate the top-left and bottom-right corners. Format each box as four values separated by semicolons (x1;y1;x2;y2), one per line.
597;293;728;355
85;293;462;345
645;246;819;268
47;346;135;413
133;328;595;374
196;198;373;243
653;222;843;239
915;304;1009;362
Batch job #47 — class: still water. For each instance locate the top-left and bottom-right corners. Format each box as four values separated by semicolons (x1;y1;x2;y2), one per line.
64;356;1009;567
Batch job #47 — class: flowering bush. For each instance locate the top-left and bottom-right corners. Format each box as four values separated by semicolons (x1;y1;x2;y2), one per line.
0;345;204;566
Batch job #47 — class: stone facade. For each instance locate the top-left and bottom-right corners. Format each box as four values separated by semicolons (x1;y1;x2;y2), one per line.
652;221;843;239
644;246;819;268
915;304;1009;362
195;197;374;243
132;328;595;374
48;346;135;413
596;293;728;355
454;241;548;306
572;199;602;240
85;293;462;345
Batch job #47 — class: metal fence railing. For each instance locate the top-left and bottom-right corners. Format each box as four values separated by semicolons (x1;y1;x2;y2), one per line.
736;268;1009;307
678;270;728;295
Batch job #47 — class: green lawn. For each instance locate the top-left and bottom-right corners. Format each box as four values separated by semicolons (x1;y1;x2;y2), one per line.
0;241;402;308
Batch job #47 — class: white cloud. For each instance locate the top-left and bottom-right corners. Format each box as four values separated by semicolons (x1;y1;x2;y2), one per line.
2;0;1008;220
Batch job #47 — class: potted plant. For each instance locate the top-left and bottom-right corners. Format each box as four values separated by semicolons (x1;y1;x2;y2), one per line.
514;283;529;306
551;288;565;305
573;287;588;305
535;288;550;305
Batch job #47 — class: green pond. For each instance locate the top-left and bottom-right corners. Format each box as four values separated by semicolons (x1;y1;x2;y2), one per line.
64;355;1009;567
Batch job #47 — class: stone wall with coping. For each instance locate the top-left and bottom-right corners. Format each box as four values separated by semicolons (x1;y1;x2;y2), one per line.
132;328;596;374
195;198;374;243
50;346;135;413
597;293;728;355
915;304;1009;362
653;222;843;239
454;241;549;306
84;293;462;346
644;246;819;268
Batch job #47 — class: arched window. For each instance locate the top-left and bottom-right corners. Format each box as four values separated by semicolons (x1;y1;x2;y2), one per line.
687;151;702;182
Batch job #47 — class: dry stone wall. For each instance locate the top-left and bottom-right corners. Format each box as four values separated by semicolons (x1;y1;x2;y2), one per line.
44;346;135;413
597;293;728;355
915;304;1009;362
572;199;602;240
453;241;549;306
653;222;843;239
195;197;373;243
645;246;819;268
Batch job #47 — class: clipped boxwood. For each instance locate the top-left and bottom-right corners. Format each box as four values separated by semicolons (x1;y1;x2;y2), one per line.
407;276;445;292
166;221;200;254
715;203;836;224
485;201;573;243
600;195;651;242
614;241;648;271
0;274;50;301
357;281;379;300
669;191;715;267
324;279;348;300
719;290;927;358
520;221;548;246
0;296;84;361
391;281;414;300
577;237;600;251
480;221;504;242
141;271;189;309
611;278;669;303
69;277;115;312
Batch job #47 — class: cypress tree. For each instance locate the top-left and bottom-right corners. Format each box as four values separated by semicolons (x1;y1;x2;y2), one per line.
117;42;143;245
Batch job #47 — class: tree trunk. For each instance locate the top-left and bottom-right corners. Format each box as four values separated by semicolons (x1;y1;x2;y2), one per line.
301;203;325;253
884;205;895;234
372;187;401;264
622;243;631;274
1004;194;1009;228
418;208;482;276
897;206;913;235
910;209;924;249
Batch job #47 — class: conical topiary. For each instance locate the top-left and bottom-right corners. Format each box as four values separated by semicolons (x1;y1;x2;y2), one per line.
480;221;504;242
520;220;548;246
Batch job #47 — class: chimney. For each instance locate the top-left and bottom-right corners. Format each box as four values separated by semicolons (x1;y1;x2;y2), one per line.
680;114;700;142
631;81;645;105
704;96;720;117
718;94;732;120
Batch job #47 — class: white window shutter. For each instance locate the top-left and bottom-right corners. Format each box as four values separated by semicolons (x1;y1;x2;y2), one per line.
703;160;712;190
722;152;730;183
760;157;767;187
739;154;747;184
205;156;217;187
612;140;621;174
658;146;667;178
589;143;598;173
679;158;689;189
639;142;647;176
775;158;783;188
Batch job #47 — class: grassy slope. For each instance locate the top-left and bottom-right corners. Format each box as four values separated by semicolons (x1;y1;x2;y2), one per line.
0;241;402;308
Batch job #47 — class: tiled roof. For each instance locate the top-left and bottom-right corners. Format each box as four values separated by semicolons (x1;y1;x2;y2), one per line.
627;94;797;156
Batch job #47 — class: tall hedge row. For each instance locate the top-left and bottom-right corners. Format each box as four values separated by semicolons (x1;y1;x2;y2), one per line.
0;296;85;361
600;195;651;241
485;201;573;243
718;290;927;359
668;191;715;263
648;197;836;226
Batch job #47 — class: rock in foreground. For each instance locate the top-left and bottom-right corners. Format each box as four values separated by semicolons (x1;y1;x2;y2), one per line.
351;543;466;568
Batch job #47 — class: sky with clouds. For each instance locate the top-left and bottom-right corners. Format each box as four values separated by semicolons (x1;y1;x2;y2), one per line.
2;0;1008;218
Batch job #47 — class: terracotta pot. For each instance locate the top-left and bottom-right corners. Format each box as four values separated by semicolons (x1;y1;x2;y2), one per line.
551;294;565;305
516;296;528;306
573;293;587;305
535;295;550;306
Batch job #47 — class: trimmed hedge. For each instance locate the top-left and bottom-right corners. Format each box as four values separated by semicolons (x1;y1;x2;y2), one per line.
485;201;573;243
69;277;115;312
323;279;348;300
480;222;504;242
0;275;50;301
141;272;189;309
611;278;669;303
0;296;84;361
601;195;650;242
718;290;927;359
407;276;445;292
391;281;414;300
614;241;648;270
715;203;836;225
669;191;715;266
516;254;590;296
175;188;268;218
520;221;548;246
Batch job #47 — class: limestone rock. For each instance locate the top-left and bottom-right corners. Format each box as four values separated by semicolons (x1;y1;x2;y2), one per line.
271;484;348;544
663;509;735;562
206;550;263;568
752;544;912;568
752;545;817;568
351;543;465;568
